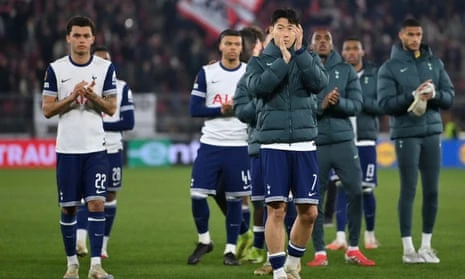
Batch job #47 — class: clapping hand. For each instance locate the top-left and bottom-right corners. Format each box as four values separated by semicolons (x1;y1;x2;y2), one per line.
278;36;291;64
322;87;340;109
221;100;234;116
415;79;434;101
292;24;303;50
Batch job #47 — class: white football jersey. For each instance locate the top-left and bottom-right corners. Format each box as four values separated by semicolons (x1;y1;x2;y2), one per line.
191;61;247;146
42;55;117;154
103;79;135;152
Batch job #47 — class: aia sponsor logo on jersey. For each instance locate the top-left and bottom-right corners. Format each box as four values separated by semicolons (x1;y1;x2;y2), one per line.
212;94;231;104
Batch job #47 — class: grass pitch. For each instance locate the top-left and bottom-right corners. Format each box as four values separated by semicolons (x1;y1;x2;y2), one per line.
0;167;463;278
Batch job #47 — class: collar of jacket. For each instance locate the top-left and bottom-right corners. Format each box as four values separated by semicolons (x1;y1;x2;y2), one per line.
323;50;343;69
361;61;378;76
390;43;433;61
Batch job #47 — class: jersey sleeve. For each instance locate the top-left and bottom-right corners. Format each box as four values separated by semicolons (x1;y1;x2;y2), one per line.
42;65;58;96
103;63;117;96
190;67;207;98
189;68;221;117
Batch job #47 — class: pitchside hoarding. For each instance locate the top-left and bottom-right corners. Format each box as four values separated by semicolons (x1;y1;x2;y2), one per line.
1;139;464;168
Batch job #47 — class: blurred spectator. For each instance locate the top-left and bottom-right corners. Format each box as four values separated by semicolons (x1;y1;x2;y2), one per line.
0;0;465;135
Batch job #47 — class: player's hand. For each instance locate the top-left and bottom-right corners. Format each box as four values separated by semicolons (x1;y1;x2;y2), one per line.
415;79;434;101
72;81;88;97
82;80;97;101
293;24;303;50
328;87;340;105
221;100;234;116
322;87;339;109
279;36;291;64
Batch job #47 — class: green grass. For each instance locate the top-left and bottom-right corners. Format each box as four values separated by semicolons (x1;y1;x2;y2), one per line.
0;167;463;278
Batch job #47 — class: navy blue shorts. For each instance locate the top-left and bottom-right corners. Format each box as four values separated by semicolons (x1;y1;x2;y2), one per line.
260;148;319;205
191;143;250;198
56;151;109;207
107;150;123;192
358;145;377;187
250;156;264;201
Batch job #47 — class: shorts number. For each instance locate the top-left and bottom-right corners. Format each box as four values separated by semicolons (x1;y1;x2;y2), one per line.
95;173;107;192
366;164;375;181
241;170;251;185
311;173;318;192
112;167;121;183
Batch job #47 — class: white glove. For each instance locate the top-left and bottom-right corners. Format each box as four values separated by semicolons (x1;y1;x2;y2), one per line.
407;91;427;116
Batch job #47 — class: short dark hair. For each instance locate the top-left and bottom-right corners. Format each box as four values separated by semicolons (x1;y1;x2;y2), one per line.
343;37;363;48
66;16;96;35
402;18;421;29
92;45;110;54
217;28;242;46
271;8;300;25
239;26;265;62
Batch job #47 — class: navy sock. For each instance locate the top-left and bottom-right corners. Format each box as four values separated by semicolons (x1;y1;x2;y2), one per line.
226;199;242;245
285;199;297;237
60;212;77;256
104;203;117;236
287;241;305;257
269;252;286;270
363;192;376;231
192;198;209;234
253;229;265;249
335;188;348;231
88;211;105;257
240;206;251;234
76;204;88;230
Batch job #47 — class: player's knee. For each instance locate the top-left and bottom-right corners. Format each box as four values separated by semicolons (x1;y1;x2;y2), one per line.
252;200;265;209
88;199;105;211
106;191;117;201
190;190;208;199
61;206;78;215
297;204;318;224
267;202;286;220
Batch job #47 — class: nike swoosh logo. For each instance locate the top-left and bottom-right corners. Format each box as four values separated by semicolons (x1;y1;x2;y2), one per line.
400;67;408;72
266;62;273;66
61;78;71;83
211;80;219;83
243;185;251;190
308;192;317;197
96;190;106;194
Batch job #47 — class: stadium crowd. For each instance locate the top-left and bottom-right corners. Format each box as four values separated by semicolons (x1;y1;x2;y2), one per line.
0;0;464;133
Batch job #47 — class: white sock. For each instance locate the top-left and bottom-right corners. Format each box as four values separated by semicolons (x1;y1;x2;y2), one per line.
102;236;109;251
402;236;415;254
285;255;300;270
315;250;327;256
76;229;87;244
67;255;79;266
224;243;236;254
347;246;359;252
336;231;346;243
273;268;286;279
365;230;375;241
198;232;211;244
421;233;432;249
90;257;101;266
